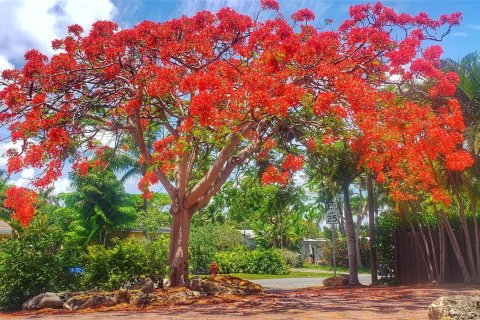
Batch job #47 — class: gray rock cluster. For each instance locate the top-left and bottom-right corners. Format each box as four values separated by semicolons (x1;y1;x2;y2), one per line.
22;275;262;312
428;296;480;320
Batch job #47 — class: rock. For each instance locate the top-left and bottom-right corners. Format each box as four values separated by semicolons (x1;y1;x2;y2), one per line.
190;275;263;296
322;274;350;287
428;296;480;320
57;291;80;302
22;292;63;310
63;293;119;311
140;279;155;294
117;288;130;303
130;292;156;306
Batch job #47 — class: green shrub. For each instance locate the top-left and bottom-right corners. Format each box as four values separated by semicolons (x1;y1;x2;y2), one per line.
320;237;370;268
376;212;404;274
0;230;80;310
189;224;243;273
82;237;168;290
215;247;289;275
278;249;303;267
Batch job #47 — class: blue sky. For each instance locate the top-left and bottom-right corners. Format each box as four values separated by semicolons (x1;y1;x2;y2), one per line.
0;0;479;194
109;0;480;60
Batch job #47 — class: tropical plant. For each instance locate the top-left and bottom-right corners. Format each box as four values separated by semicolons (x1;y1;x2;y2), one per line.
0;228;80;310
56;169;136;245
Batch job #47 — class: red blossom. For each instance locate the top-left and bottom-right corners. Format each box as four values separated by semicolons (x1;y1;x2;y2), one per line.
260;0;279;11
431;188;451;206
291;9;315;22
263;138;277;152
445;150;473;171
261;165;289;186
4;187;37;227
282;154;304;171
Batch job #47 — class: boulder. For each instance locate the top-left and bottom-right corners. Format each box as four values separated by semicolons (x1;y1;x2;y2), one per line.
428;296;480;320
22;292;63;310
322;274;350;287
117;288;130;303
63;293;119;311
130;292;157;306
190;275;263;296
140;279;155;294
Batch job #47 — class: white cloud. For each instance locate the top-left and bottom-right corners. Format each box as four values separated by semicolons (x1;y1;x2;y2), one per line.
0;0;116;68
13;168;35;187
451;32;469;37
0;56;13;71
467;24;480;31
0;141;22;168
51;177;71;195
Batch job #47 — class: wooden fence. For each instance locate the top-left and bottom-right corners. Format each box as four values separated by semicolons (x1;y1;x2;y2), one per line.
395;229;467;284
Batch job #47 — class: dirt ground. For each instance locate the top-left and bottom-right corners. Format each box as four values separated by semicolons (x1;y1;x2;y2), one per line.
2;285;479;320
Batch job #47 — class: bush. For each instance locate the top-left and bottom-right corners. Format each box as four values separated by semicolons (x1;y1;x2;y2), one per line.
376;212;403;276
189;224;243;273
278;249;303;267
215;247;289;274
320;237;370;268
82;237;168;290
0;230;80;310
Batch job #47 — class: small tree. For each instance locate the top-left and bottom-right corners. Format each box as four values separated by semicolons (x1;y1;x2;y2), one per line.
58;169;136;245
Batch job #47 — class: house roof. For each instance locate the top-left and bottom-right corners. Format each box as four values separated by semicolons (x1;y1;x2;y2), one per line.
238;229;256;239
0;220;13;235
302;238;328;244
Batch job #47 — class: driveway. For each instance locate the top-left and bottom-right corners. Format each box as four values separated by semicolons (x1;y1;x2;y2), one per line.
4;285;479;320
251;273;371;291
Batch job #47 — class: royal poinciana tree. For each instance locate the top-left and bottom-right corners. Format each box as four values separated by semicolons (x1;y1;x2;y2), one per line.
0;0;470;286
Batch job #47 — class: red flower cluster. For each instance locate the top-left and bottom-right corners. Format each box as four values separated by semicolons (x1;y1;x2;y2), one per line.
291;9;316;22
260;0;279;11
282;154;304;171
261;165;289;186
445;150;474;171
138;171;159;200
4;187;37;226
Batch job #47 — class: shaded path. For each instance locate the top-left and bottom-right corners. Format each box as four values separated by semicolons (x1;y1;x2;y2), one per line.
4;285;479;320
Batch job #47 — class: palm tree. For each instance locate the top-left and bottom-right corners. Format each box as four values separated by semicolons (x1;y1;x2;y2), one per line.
442;52;480;282
108;138;149;212
306;140;362;285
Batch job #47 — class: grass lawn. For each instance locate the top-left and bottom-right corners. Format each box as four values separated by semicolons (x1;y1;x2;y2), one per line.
222;272;333;280
192;272;333;280
302;263;371;274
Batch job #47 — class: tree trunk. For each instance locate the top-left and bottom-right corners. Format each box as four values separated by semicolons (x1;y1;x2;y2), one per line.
355;214;363;268
414;214;435;282
143;198;148;213
474;206;480;282
440;210;472;283
455;194;476;278
367;174;378;284
168;207;192;287
342;183;360;285
408;220;432;282
426;221;439;282
335;198;346;236
438;220;446;284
